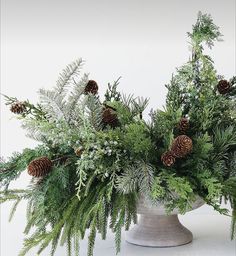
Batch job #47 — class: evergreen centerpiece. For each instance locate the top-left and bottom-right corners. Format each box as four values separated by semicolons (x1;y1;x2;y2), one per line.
1;12;236;256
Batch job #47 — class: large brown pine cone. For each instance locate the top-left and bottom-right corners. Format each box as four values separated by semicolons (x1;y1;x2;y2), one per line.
28;157;53;177
171;135;193;158
102;107;119;127
10;102;27;114
178;117;189;133
217;80;231;94
161;151;175;167
84;80;98;95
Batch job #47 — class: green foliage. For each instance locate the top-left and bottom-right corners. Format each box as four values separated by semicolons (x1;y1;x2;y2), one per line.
150;177;166;200
123;122;152;158
0;146;53;189
150;107;182;149
109;95;149;124
212;126;236;161
158;172;196;214
3;95;46;120
116;161;154;198
16;182;137;256
188;11;222;49
104;77;122;102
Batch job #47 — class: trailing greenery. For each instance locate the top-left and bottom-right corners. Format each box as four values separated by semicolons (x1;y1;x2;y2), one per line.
1;11;236;255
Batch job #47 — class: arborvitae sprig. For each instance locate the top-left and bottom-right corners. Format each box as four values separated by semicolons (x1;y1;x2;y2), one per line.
188;11;222;50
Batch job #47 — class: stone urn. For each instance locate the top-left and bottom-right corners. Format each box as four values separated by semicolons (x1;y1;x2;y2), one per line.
126;195;205;247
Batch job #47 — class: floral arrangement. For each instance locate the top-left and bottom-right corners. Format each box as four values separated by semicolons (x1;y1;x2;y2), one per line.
1;12;236;256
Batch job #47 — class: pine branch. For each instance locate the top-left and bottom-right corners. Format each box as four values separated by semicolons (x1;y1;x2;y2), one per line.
85;95;103;130
66;73;89;120
39;89;67;121
55;58;84;95
116;161;154;198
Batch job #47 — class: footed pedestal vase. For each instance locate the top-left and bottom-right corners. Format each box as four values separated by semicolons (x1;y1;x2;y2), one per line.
126;196;204;247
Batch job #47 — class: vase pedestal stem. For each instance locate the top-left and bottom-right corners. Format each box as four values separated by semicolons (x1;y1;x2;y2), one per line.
126;214;193;247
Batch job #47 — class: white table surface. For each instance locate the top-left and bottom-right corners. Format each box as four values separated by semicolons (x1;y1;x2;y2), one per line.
1;202;236;256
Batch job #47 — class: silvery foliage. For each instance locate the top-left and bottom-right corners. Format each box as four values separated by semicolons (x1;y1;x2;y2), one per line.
22;59;103;142
116;161;154;198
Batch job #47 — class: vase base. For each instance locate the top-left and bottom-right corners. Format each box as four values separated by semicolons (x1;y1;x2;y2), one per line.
126;214;193;247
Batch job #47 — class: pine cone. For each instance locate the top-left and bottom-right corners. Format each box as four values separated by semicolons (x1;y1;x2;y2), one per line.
10;101;27;114
217;80;231;94
102;107;119;127
84;80;98;95
161;151;175;167
28;157;53;177
75;147;83;157
171;135;193;158
178;117;189;133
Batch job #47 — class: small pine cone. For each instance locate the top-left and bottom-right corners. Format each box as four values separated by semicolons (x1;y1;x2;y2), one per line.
178;117;189;133
171;135;193;158
75;147;83;157
102;107;119;127
161;151;175;167
28;157;53;177
84;80;98;95
217;80;231;94
10;101;27;114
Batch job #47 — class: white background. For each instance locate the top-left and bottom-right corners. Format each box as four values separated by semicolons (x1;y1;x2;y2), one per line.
0;0;235;255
